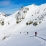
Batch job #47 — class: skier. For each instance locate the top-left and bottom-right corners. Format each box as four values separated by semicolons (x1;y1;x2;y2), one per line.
27;32;29;34
35;32;37;36
20;32;21;34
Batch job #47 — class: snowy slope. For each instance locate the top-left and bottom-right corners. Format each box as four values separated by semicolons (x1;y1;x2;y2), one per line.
0;3;46;46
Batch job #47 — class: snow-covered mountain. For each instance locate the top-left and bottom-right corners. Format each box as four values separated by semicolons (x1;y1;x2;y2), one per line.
0;3;46;46
0;12;7;26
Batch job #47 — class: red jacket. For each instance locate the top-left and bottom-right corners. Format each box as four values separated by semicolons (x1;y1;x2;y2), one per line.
35;32;37;34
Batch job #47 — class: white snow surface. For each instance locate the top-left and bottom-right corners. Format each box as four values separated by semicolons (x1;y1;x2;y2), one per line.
0;3;46;46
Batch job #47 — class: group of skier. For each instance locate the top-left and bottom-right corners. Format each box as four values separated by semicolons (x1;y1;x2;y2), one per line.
20;31;37;36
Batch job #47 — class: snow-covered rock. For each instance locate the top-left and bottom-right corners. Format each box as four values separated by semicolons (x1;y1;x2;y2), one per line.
0;12;8;26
